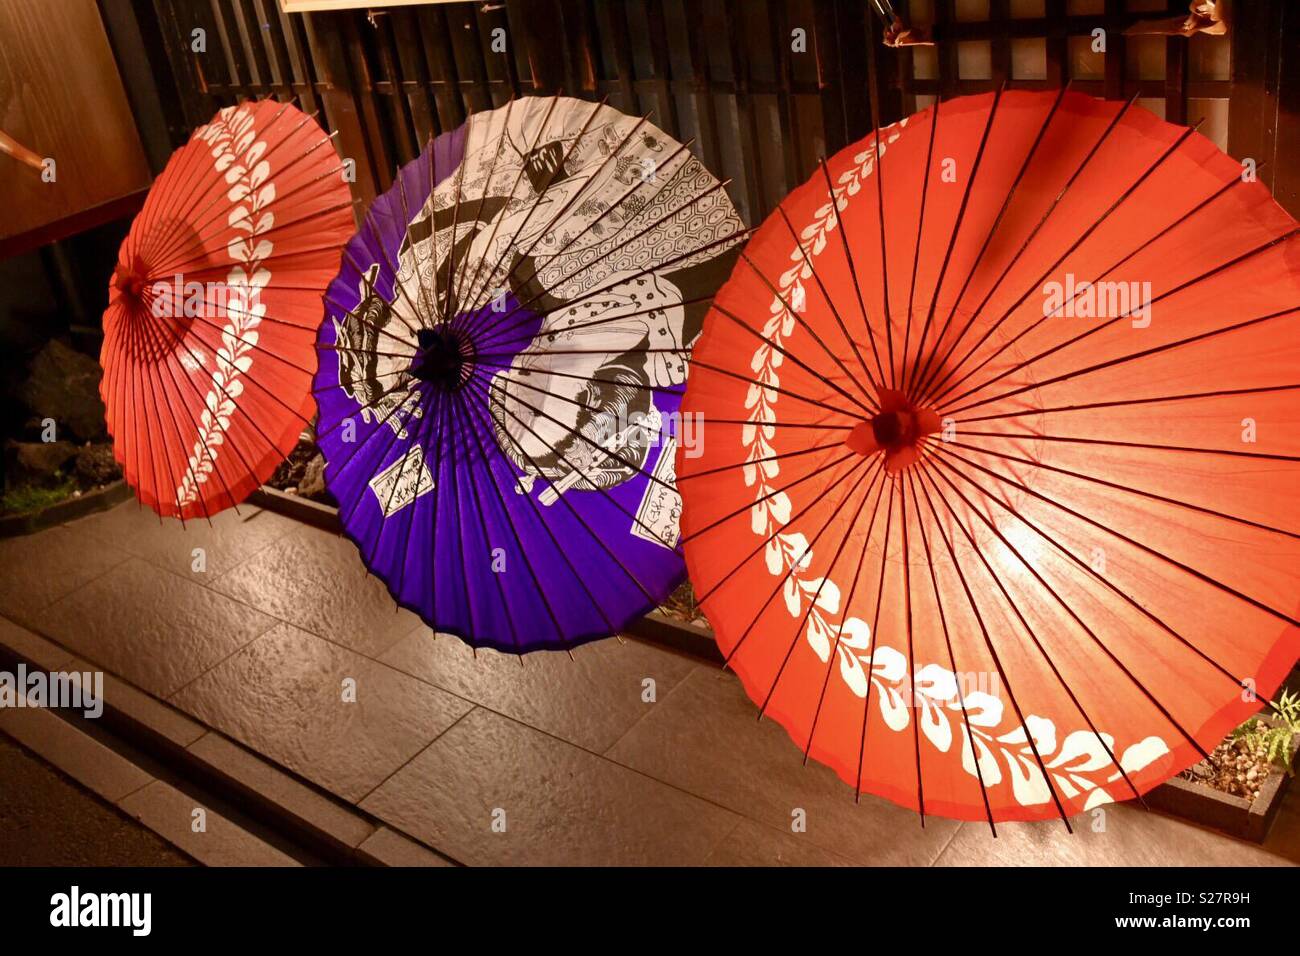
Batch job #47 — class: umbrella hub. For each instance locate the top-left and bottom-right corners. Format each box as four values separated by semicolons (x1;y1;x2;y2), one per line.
846;388;941;474
411;325;475;391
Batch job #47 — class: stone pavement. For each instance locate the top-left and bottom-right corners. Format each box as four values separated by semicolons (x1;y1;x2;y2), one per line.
0;499;1295;866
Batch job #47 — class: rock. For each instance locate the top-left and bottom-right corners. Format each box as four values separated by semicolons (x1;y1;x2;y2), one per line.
297;452;327;499
5;440;77;486
18;340;107;442
74;443;122;485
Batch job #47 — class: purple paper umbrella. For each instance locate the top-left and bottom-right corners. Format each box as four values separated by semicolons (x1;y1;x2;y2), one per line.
315;96;745;652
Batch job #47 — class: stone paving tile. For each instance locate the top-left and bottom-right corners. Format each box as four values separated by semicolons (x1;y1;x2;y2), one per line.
357;827;456;867
606;667;960;866
704;818;856;867
188;732;377;850
360;707;740;866
65;658;207;748
40;557;278;699
933;804;1295;867
0;702;153;803
75;499;298;579
171;623;473;803
209;524;418;658
380;627;699;753
0;524;129;626
0;616;75;670
118;781;300;867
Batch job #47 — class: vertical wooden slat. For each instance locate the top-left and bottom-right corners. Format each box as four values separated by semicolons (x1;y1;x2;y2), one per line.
683;0;722;174
209;0;249;93
1164;34;1187;124
418;6;466;129
813;0;847;154
251;0;293;96
1103;0;1126;100
990;0;1011;86
767;0;802;189
935;0;959;102
1045;0;1067;88
279;7;321;113
644;0;682;136
303;10;379;205
476;2;521;102
372;17;418;163
444;3;494;112
230;0;272;91
604;1;641;115
835;0;870;141
149;0;212;124
726;0;765;218
561;0;601;96
514;0;566;92
390;9;436;144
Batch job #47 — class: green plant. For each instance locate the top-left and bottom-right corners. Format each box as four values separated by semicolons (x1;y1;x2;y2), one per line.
0;478;79;516
1232;689;1300;775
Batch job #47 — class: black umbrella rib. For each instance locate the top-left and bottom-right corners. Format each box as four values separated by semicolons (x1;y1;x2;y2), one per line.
923;145;1224;413
471;213;748;350
799;461;891;764
898;473;925;824
904;470;997;835
470;131;704;341
773;203;883;400
752;463;885;723
129;312;195;522
388;390;446;631
468;375;681;599
912;93;1145;408
393;157;442;331
924;140;1249;412
948;437;1300;541
470;178;742;344
122;308;188;523
930;442;1300;631
943;299;1300;417
475;292;718;358
957;382;1300;425
853;479;895;803
451;99;524;316
475;351;855;420
905;85;1069;405
456;377;622;646
480;377;680;548
158;180;355;282
141;103;322;267
467;108;658;316
903;83;1006;400
448;387;539;654
458;97;609;315
865;68;896;389
687;454;863;605
731;258;878;416
720;461;877;672
931;441;1285;720
910;463;1075;830
138;100;306;267
926;449;1217;775
140;312;245;522
899;99;940;399
677;442;846;482
916;455;1151;805
817;157;889;390
956;429;1300;463
131;292;317;508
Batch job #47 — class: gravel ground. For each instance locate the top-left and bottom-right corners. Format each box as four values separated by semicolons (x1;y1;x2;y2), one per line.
0;732;193;867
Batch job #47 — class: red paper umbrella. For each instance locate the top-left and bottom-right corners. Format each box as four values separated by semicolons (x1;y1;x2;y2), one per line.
679;89;1300;830
102;100;354;519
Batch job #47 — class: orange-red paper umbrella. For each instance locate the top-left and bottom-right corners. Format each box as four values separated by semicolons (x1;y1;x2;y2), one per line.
678;89;1300;829
102;100;353;519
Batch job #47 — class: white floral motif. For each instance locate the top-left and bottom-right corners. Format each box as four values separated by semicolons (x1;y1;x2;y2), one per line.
740;119;1171;811
175;106;275;510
